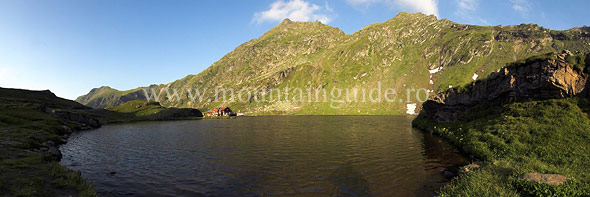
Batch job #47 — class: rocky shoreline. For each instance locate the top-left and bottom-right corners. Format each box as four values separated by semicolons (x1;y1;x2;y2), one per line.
44;109;103;161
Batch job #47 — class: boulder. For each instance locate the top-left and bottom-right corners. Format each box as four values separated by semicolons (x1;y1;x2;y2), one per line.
62;125;73;134
48;146;62;161
458;163;480;174
520;173;568;186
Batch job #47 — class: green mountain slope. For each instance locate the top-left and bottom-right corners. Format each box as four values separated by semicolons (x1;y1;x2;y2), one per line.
75;86;148;109
77;12;590;115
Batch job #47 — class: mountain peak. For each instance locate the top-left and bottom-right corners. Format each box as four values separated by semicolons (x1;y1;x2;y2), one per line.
275;18;317;28
265;18;344;37
89;86;116;93
392;12;438;21
280;18;293;24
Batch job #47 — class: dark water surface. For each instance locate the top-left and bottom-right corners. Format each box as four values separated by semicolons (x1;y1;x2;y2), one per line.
60;116;467;196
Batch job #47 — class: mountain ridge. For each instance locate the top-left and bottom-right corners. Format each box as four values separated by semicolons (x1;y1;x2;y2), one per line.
77;12;590;114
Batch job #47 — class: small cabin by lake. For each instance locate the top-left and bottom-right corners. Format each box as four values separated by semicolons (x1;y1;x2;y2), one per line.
207;107;236;117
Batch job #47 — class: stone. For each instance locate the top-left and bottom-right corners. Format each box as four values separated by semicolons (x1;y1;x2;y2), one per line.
62;125;73;134
45;141;55;146
459;163;480;174
520;173;568;186
48;146;62;161
1;141;23;146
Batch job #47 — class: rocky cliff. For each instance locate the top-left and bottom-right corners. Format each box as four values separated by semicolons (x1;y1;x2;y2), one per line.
421;51;590;122
77;13;590;115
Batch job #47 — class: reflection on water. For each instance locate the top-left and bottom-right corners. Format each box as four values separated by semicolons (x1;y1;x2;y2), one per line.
60;116;468;196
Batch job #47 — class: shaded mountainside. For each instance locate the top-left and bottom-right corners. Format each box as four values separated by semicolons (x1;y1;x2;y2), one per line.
77;12;590;115
413;53;590;196
0;88;100;196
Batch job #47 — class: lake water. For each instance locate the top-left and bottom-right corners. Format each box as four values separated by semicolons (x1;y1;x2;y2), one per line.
60;116;467;196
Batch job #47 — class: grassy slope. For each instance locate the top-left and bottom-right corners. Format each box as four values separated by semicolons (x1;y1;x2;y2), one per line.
99;100;203;123
77;13;590;115
0;88;97;196
413;98;590;196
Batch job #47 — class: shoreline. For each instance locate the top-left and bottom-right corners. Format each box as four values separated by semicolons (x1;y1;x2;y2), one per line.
47;116;206;195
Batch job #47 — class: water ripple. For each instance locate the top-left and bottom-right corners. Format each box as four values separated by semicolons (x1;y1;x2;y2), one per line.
61;116;468;196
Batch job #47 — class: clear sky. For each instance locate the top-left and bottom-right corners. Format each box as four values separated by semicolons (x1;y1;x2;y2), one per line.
1;0;589;100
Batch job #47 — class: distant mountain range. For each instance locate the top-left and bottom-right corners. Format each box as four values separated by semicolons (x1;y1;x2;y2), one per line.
76;12;590;115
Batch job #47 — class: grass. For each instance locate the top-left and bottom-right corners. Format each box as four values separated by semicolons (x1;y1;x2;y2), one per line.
0;104;98;196
50;162;96;196
566;54;590;73
99;99;203;123
108;100;167;116
413;97;590;196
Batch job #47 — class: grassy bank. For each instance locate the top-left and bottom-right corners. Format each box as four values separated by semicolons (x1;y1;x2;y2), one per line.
413;97;590;196
0;88;203;196
0;89;98;196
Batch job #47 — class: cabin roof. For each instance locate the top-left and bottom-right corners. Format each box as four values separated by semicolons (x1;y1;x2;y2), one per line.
209;107;231;112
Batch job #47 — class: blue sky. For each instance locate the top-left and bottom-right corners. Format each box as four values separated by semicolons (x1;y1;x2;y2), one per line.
0;0;589;100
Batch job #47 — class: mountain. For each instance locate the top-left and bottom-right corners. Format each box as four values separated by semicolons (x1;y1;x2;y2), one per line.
77;12;590;115
75;86;147;109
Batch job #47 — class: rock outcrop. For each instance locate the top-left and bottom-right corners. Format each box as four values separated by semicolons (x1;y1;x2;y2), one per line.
49;109;102;129
422;51;590;122
520;173;568;186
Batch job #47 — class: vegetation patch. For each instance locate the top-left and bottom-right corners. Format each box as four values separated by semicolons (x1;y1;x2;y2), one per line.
100;99;203;123
413;97;590;196
0;90;98;196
